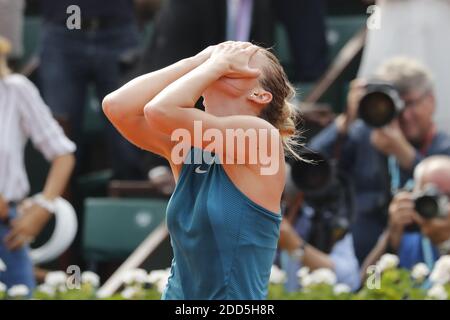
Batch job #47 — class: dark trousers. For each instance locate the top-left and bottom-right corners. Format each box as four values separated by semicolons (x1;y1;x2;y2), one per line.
275;0;328;82
39;22;145;180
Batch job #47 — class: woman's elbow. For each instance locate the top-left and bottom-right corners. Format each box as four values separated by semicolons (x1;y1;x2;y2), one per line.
102;94;121;120
102;94;116;118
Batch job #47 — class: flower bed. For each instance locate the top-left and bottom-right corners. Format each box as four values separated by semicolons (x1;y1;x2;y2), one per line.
1;254;450;300
268;254;450;300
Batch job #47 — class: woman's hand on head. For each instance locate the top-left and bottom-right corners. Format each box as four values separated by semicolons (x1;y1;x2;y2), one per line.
209;41;261;79
195;44;218;64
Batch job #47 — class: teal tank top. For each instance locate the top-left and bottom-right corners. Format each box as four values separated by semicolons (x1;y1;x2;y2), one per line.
162;147;281;300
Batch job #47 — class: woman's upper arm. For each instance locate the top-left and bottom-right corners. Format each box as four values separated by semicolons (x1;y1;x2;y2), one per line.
144;105;280;164
102;96;176;161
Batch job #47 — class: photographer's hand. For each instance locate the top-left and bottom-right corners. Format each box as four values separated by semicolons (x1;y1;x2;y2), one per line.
371;120;416;170
336;79;367;134
279;219;302;252
279;219;334;270
387;192;415;251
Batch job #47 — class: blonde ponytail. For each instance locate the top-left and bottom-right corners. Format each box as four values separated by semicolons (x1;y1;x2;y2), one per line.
258;49;303;160
279;99;303;161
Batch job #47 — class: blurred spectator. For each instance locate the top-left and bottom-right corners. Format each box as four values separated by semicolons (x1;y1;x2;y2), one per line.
359;0;450;135
38;0;145;179
362;155;450;273
134;0;164;28
309;56;450;265
0;36;75;290
136;0;328;83
275;0;328;82
278;208;360;291
136;0;275;75
0;0;26;69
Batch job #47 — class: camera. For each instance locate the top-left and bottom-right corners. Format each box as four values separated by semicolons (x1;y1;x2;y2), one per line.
414;184;449;219
289;151;354;252
358;80;405;128
290;151;332;194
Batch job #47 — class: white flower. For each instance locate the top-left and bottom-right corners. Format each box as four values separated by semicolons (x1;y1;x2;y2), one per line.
300;268;337;287
122;270;134;284
310;268;337;286
58;284;68;293
296;266;310;280
300;274;314;288
7;284;29;298
147;269;170;293
122;268;148;285
37;284;55;297
95;290;110;299
121;286;139;299
156;279;168;293
0;258;6;272
81;271;100;287
147;269;169;284
269;265;287;284
45;271;67;287
0;282;6;293
376;253;399;272
427;284;448;300
430;255;450;285
411;263;430;282
334;283;351;295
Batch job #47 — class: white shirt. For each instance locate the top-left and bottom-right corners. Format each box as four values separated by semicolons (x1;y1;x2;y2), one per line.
0;74;76;202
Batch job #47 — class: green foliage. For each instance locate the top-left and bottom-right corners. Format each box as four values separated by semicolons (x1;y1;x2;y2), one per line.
3;257;450;300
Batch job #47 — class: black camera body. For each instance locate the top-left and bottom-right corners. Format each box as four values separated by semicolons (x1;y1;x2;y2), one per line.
414;185;449;219
358;80;405;128
290;151;354;253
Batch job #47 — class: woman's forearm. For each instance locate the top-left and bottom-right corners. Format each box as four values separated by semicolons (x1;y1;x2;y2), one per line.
41;153;75;201
103;53;209;118
145;59;226;111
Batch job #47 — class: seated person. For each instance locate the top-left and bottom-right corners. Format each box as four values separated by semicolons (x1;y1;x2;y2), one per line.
309;57;450;265
362;155;450;273
278;208;360;291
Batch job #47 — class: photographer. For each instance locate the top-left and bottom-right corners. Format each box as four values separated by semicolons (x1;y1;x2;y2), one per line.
363;155;450;271
277;161;360;291
279;210;360;291
309;56;450;265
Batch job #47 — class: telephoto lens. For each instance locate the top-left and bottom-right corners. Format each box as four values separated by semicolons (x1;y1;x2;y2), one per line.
358;80;405;127
414;184;449;219
290;151;332;194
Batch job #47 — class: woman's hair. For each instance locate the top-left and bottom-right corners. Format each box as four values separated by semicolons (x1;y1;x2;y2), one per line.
257;48;302;160
0;36;12;78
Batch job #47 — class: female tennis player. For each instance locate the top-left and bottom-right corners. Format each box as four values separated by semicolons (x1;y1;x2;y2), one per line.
103;41;300;299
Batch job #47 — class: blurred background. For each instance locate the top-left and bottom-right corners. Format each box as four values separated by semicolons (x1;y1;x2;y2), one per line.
1;0;450;299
